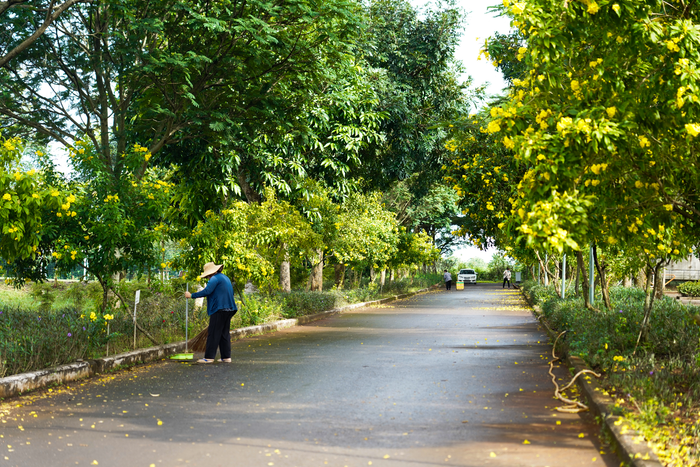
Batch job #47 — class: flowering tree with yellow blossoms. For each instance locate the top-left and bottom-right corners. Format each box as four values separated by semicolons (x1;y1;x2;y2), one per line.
0;134;69;285
47;141;174;314
484;0;700;327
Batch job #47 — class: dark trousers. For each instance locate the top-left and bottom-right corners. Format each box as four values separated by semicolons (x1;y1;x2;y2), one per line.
445;280;452;290
503;278;511;288
205;309;237;359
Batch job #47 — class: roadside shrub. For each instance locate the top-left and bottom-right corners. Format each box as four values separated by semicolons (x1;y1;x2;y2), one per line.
540;286;700;368
678;280;700;297
521;280;558;304
281;291;345;317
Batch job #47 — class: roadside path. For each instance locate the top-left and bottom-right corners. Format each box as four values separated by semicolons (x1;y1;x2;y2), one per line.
0;284;618;466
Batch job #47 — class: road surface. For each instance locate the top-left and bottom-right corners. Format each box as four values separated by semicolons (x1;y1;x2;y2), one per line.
0;284;618;466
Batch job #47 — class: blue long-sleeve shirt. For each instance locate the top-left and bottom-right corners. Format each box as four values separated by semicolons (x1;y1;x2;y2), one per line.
191;273;237;316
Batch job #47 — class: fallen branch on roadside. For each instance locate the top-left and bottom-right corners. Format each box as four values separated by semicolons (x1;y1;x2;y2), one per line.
550;331;601;413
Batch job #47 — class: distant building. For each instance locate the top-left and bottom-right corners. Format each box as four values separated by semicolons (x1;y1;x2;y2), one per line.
666;256;700;281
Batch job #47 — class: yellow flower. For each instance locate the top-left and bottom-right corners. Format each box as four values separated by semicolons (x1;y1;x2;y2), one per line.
32;193;40;199
664;204;673;211
487;120;501;133
639;135;651;148
570;80;579;91
104;314;114;321
606;107;616;118
57;212;62;217
90;312;97;321
587;1;599;14
160;263;167;269
635;181;644;188
612;3;620;13
2;193;10;201
14;172;22;181
511;2;525;15
557;117;573;132
685;123;700;137
51;190;59;197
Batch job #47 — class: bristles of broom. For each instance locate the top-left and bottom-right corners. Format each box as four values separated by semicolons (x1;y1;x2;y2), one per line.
188;326;209;352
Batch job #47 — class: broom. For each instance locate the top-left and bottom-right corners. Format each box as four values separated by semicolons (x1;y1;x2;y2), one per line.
188;281;247;352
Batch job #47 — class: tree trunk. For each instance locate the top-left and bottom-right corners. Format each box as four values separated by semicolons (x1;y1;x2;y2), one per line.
654;265;665;299
576;250;599;312
390;269;395;282
279;244;291;293
535;251;560;297
309;249;323;292
334;263;345;288
369;266;376;283
380;269;386;287
592;245;612;310
635;261;664;353
574;257;580;296
237;167;262;203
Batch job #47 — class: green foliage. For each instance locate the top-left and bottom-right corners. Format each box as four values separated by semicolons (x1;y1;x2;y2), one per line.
441;112;523;251
383;176;465;255
358;0;471;189
678;281;700;297
331;192;399;269
485;30;527;85
525;282;700;464
247;188;323;266
488;0;700;261
0;280;204;377
0;136;66;284
173;204;274;287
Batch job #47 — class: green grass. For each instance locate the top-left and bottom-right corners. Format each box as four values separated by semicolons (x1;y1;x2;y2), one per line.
522;281;700;466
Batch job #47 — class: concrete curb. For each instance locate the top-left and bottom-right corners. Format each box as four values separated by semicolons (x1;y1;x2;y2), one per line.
0;285;438;399
526;298;663;467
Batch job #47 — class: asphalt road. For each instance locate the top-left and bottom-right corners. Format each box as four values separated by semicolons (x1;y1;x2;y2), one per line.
0;283;619;467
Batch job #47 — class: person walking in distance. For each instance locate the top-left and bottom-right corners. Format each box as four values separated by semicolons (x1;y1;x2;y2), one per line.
503;267;512;289
185;262;237;363
444;269;452;291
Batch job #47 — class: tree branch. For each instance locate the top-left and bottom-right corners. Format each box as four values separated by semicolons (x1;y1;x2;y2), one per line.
0;0;89;68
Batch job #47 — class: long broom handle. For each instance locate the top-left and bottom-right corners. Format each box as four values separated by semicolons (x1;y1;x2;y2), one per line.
185;282;189;352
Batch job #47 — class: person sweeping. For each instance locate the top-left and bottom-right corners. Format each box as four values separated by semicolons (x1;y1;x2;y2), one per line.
184;262;237;363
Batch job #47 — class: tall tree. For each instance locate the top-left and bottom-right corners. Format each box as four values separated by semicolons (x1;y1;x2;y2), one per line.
358;0;471;189
1;0;364;177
